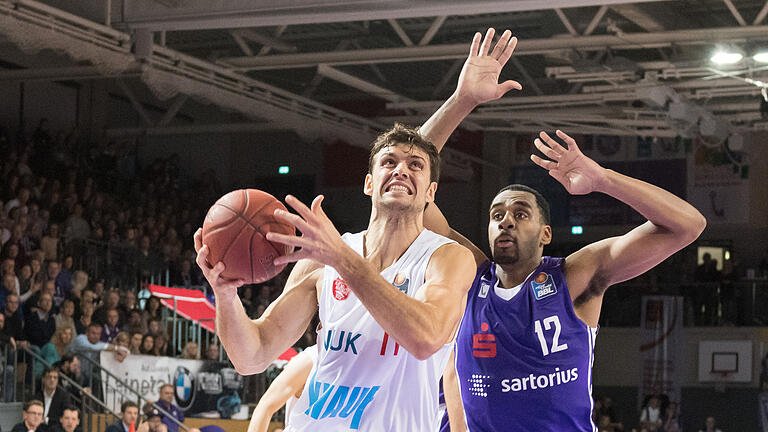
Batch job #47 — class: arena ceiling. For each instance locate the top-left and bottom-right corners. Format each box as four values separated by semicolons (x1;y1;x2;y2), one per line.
1;0;768;147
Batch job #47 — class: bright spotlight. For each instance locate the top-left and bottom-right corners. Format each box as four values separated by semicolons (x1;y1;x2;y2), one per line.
711;50;743;64
753;51;768;63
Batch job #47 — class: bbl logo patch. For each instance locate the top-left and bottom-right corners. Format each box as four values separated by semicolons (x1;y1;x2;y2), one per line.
393;273;409;294
332;277;350;300
174;366;196;410
531;272;557;300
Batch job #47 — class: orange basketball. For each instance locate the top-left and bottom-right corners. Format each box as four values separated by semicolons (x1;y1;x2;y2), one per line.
202;189;295;284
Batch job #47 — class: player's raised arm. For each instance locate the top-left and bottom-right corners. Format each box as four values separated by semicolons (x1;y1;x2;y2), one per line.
194;229;320;374
419;27;521;152
531;130;706;323
420;28;520;264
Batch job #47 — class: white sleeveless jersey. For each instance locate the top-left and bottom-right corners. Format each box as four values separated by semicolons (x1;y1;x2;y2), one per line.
286;229;455;431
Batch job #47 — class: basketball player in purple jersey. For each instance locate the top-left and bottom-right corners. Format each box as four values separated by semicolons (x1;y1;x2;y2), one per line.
418;60;708;431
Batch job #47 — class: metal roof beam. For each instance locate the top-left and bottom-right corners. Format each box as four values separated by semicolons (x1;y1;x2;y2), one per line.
221;25;768;70
119;0;668;31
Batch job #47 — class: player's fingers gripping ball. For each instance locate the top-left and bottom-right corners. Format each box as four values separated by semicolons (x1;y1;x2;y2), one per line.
202;189;295;284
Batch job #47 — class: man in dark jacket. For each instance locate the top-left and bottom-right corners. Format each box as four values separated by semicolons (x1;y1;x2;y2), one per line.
105;401;139;432
34;367;70;429
24;293;55;347
11;400;45;431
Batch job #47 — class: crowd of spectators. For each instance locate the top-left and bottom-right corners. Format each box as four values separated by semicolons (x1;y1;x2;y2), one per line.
593;393;727;432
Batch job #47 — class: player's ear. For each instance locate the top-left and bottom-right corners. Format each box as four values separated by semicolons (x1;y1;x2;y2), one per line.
425;181;437;204
363;173;373;196
540;225;552;246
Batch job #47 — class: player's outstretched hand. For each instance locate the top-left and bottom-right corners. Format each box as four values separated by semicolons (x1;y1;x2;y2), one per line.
267;194;350;267
193;228;245;296
531;130;607;195
455;27;522;106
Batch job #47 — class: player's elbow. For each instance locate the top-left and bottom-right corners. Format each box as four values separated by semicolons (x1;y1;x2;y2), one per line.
232;359;269;375
411;341;444;360
683;212;707;243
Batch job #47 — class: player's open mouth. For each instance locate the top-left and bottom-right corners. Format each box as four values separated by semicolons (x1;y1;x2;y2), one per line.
385;182;413;195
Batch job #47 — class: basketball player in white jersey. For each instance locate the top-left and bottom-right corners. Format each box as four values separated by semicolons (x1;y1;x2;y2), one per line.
248;345;317;432
193;27;521;432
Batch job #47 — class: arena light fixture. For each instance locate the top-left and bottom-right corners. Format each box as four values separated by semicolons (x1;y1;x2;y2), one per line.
711;49;743;65
753;51;768;63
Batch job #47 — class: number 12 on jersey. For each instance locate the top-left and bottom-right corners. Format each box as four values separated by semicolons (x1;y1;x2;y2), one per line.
534;315;568;356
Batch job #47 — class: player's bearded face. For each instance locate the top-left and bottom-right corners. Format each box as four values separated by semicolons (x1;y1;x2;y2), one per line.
365;144;436;212
488;191;549;265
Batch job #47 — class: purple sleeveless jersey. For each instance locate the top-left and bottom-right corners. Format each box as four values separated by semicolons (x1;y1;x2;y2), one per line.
442;257;598;432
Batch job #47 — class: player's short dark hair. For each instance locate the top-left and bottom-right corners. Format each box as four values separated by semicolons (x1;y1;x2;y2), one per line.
88;321;102;329
121;400;138;413
368;123;440;183
495;184;551;225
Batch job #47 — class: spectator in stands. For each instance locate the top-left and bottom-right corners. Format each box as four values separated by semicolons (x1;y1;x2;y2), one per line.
0;311;17;401
41;223;60;261
35;366;70;428
0;272;13;310
173;259;200;288
662;402;680;432
91;279;105;305
598;396;623;431
94;290;119;325
125;309;146;334
130;331;143;355
75;301;93;335
156;383;184;432
53;326;74;356
106;400;140;432
119;289;137;325
55;298;76;333
140;334;155;355
25;279;54;317
114;332;130;362
143;296;162;324
137;235;160;281
12;399;45;432
147;318;165;338
25;292;56;347
205;343;219;361
71;322;121;390
18;264;34;301
52;405;81;432
29;257;44;285
181;342;198;360
55;256;74;305
55;353;93;404
697;416;723;432
3;292;26;349
101;308;120;344
64;204;90;241
139;404;166;432
640;395;663;432
153;334;169;357
5;187;30;217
